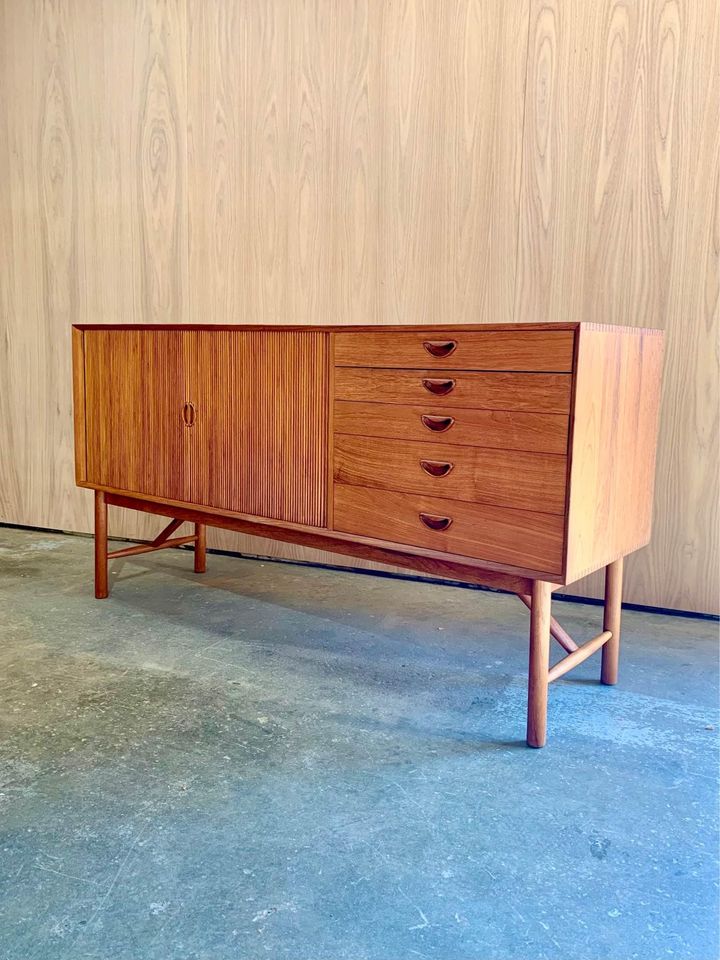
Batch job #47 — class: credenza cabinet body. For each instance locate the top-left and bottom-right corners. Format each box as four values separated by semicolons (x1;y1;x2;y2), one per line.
82;328;328;526
72;322;664;746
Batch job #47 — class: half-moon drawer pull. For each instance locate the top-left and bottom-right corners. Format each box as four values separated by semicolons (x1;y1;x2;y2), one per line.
419;459;453;477
182;401;196;427
423;340;457;358
419;512;453;531
422;378;456;396
421;414;455;432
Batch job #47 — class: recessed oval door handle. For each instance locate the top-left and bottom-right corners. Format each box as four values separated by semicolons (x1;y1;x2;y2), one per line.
422;378;456;396
421;414;455;433
419;512;453;531
423;340;457;358
419;459;454;477
182;402;196;427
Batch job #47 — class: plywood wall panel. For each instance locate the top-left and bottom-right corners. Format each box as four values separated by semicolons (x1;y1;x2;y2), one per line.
332;1;381;324
0;1;82;531
0;0;187;544
1;0;718;611
377;1;528;324
515;0;719;612
187;0;244;323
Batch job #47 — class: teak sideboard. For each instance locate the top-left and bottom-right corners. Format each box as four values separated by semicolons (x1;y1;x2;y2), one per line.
71;323;664;747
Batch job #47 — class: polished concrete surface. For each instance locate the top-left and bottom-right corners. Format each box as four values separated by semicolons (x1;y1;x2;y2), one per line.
1;525;718;960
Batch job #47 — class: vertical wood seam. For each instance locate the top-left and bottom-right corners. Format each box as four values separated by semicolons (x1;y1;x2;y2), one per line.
512;0;535;325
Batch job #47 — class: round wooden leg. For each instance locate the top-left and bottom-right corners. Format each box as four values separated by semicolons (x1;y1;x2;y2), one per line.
194;523;207;574
527;580;551;748
94;490;109;599
601;557;623;685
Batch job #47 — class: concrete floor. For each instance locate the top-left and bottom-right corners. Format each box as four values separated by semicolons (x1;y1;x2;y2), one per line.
0;526;718;960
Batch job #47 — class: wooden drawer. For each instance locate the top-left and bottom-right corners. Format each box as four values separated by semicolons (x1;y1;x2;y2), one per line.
334;329;575;371
334;484;565;574
334;401;569;454
334;368;572;413
334;436;567;514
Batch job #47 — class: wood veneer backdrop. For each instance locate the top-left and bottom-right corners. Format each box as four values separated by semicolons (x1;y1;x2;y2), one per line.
1;0;718;613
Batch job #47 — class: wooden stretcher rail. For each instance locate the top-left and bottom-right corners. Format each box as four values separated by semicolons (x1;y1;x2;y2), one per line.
91;490;626;749
517;593;578;653
108;534;199;560
547;630;612;683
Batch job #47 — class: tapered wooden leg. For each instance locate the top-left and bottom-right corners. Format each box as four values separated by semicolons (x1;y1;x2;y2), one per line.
194;523;206;573
601;557;623;685
527;580;551;748
94;490;109;599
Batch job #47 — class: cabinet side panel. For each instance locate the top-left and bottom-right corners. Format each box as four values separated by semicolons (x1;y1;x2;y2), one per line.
190;330;329;527
71;328;87;483
565;326;665;583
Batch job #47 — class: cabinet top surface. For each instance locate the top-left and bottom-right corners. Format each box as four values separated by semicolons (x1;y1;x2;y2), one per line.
72;322;663;335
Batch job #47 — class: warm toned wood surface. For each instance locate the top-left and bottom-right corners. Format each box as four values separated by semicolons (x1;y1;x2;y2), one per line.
334;330;575;371
71;328;87;483
104;491;540;595
75;323;662;586
565;326;665;583
514;0;719;611
526;579;551;747
334;484;565;576
334;435;567;515
334;401;570;455
84;329;190;503
334;368;573;413
1;0;717;611
94;491;108;600
547;631;611;684
188;330;328;526
602;557;623;685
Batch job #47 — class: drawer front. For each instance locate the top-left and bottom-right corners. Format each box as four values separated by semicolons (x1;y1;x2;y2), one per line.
334;401;569;454
334;436;567;514
334;484;565;574
334;368;572;413
334;329;575;371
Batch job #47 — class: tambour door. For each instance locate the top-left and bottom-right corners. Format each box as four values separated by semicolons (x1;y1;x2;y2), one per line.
84;329;189;501
187;330;329;526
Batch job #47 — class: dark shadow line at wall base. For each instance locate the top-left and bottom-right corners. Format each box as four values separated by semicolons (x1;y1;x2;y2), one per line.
1;520;717;623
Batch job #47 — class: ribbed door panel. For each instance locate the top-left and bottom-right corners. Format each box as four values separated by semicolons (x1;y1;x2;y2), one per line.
84;329;189;501
188;330;329;526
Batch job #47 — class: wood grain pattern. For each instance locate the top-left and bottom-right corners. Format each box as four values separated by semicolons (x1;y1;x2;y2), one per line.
515;0;719;611
104;491;540;595
334;435;567;515
188;330;328;525
84;329;189;502
334;401;570;454
1;0;717;611
334;329;575;371
187;0;242;323
334;483;565;576
71;327;86;482
0;0;80;529
526;579;551;747
334;368;572;413
378;0;528;323
75;320;662;588
333;2;381;323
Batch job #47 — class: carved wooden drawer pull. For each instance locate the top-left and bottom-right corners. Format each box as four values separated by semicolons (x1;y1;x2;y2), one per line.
182;401;196;427
423;340;457;358
419;512;453;531
422;378;456;396
419;459;454;477
421;414;455;432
